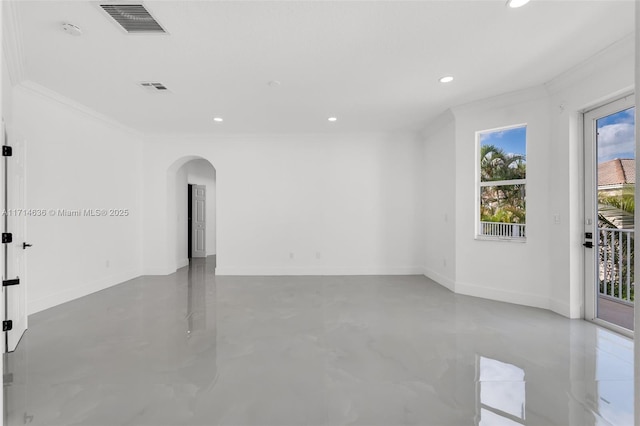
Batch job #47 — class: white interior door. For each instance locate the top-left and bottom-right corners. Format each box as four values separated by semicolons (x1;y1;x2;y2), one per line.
192;185;206;258
3;127;27;352
584;95;635;332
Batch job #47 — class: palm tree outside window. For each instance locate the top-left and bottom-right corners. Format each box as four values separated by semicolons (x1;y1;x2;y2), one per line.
477;125;527;240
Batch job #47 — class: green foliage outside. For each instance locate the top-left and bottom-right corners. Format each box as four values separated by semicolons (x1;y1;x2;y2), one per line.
480;145;526;224
598;187;635;215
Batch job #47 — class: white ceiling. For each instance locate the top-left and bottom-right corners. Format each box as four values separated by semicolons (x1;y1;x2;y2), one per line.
12;0;635;134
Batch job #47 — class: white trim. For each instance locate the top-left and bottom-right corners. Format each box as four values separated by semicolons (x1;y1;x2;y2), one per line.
423;267;455;292
452;86;548;117
476;124;527;240
549;298;573;319
583;95;635;325
16;81;143;138
216;266;424;276
142;266;177;276
475;235;526;243
479;179;526;187
28;268;142;315
1;0;26;85
545;34;634;96
588;318;633;339
455;280;550;311
420;109;455;138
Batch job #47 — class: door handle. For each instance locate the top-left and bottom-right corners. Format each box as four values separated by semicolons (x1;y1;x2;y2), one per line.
583;241;593;248
22;242;32;249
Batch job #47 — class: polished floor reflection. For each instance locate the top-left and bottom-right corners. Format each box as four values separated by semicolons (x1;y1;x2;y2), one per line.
3;259;635;425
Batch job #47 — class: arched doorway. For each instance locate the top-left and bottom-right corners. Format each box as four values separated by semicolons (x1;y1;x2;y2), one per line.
167;156;216;271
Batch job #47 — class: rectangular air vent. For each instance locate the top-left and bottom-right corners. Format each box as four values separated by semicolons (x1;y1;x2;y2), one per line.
139;82;169;92
100;4;166;33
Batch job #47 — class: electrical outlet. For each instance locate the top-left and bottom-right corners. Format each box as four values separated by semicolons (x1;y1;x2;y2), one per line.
316;252;321;259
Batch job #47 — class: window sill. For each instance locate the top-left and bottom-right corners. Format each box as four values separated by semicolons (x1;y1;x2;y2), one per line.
475;236;527;243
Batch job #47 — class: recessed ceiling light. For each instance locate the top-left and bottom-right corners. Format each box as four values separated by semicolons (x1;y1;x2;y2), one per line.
268;80;282;87
439;76;454;83
328;117;337;122
507;0;531;8
213;117;223;122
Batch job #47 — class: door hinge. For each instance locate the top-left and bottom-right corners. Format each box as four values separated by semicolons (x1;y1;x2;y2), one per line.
2;145;12;157
3;320;12;331
2;278;19;287
2;233;12;243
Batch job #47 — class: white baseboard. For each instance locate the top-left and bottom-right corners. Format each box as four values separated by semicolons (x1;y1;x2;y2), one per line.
28;268;142;315
216;266;424;276
142;265;177;276
422;267;456;292
549;298;575;319
455;280;550;311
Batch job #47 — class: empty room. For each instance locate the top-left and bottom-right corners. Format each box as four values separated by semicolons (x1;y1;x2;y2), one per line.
1;0;639;425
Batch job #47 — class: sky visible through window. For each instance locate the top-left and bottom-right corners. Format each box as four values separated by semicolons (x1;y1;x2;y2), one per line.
597;107;635;163
480;126;526;159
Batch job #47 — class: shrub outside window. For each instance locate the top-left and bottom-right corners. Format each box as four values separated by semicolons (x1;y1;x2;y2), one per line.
477;125;527;241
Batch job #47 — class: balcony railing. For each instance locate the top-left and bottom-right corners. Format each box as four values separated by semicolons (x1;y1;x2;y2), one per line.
598;227;634;304
479;222;526;239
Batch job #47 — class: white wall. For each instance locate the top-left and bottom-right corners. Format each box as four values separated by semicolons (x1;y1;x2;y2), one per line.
421;35;635;318
452;87;552;310
545;35;634;317
143;133;425;276
2;50;13;131
423;110;456;290
175;159;216;267
13;82;144;314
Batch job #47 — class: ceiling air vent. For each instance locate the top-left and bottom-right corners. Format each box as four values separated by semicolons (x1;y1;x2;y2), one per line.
139;82;169;92
100;4;166;33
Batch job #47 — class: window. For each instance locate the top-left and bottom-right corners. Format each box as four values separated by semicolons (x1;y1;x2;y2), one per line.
477;125;526;240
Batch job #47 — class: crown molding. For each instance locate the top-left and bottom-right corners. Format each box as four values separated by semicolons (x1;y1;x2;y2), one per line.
450;85;549;118
544;33;634;96
17;80;143;138
420;108;455;138
2;1;26;85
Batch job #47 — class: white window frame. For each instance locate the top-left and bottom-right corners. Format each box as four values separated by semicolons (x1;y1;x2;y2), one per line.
475;123;527;242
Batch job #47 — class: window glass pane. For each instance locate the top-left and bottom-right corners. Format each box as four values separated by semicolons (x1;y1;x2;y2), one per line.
480;126;526;182
480;184;526;224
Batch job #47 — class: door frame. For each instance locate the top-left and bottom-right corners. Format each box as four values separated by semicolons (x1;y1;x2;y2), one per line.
2;121;28;352
583;94;635;337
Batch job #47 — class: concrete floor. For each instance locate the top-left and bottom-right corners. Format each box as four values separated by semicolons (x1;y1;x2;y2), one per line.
3;258;635;425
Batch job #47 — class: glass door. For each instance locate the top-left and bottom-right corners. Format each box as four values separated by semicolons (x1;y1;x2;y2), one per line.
584;96;635;332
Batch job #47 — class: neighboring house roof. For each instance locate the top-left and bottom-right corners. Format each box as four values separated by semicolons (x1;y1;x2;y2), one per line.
598;158;635;187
